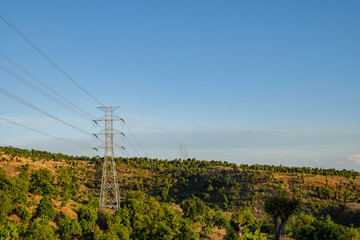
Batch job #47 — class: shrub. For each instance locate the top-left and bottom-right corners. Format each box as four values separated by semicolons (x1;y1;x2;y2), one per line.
18;207;32;223
35;197;57;221
181;195;208;221
0;190;13;221
31;169;57;196
230;208;258;234
26;218;59;240
57;216;82;240
78;206;98;233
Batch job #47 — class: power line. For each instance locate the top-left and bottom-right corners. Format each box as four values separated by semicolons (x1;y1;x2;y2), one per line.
1;13;148;156
0;87;93;137
0;51;94;120
0;116;92;149
0;60;144;156
0;12;104;106
0;62;91;120
123;121;148;156
123;148;132;158
122;135;141;157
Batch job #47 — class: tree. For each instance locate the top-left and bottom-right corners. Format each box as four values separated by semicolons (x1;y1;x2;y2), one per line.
213;211;230;230
78;206;98;233
181;195;208;221
31;168;57;196
57;216;82;240
0;175;29;204
0;220;20;239
264;193;301;240
26;218;59;240
0;190;13;222
35;197;57;221
18;206;32;223
290;214;360;240
230;208;258;237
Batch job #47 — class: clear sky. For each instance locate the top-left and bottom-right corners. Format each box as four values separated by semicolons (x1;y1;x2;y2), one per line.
0;1;360;170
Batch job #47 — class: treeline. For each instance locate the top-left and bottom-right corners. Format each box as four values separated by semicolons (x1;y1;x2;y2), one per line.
1;146;360;239
0;162;359;239
2;146;358;178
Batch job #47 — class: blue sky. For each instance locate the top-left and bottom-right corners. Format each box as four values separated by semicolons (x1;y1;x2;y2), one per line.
0;1;360;170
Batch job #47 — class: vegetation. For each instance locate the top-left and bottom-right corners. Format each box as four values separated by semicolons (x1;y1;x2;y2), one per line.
264;193;301;240
0;145;360;239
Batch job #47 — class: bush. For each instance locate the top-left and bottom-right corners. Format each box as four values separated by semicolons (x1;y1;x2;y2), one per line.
0;176;29;204
31;169;57;196
78;206;98;233
0;220;20;239
57;216;82;240
26;218;59;240
290;214;360;240
181;195;209;221
35;197;57;221
0;190;13;221
213;211;230;230
56;168;79;201
230;208;258;234
18;207;32;223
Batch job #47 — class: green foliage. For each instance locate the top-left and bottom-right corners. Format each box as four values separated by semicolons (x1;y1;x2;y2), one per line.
224;228;241;240
0;167;6;181
31;168;57;196
290;214;360;240
26;218;59;240
56;167;80;201
0;190;13;221
18;206;32;222
2;146;360;240
0;220;20;240
57;216;82;240
242;230;267;240
78;205;98;233
213;211;230;230
181;195;209;221
0;174;29;204
264;194;301;220
264;193;301;240
230;207;258;233
110;191;200;240
35;197;57;221
176;220;200;240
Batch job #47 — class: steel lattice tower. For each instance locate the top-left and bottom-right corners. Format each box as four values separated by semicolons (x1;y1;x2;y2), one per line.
179;142;188;160
96;106;123;210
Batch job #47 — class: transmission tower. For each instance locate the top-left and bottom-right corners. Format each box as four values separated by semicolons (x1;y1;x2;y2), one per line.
95;106;124;210
179;142;188;160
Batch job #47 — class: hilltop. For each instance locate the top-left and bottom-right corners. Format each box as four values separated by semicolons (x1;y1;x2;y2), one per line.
1;146;360;239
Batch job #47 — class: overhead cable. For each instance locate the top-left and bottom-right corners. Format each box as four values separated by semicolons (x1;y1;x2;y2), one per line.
0;87;93;136
0;62;90;120
0;51;94;119
123;121;148;156
1;13;148;156
0;13;104;106
0;116;92;148
120;136;141;157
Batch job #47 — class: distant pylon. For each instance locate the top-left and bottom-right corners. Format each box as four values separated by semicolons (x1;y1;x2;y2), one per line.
179;142;188;160
95;106;124;210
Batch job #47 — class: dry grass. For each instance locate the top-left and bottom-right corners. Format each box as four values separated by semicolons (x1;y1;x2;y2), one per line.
208;227;227;240
0;152;66;176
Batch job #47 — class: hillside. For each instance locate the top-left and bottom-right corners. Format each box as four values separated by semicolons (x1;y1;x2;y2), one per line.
1;146;360;239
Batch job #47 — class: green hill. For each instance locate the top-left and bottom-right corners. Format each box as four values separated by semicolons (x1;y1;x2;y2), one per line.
1;146;360;239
